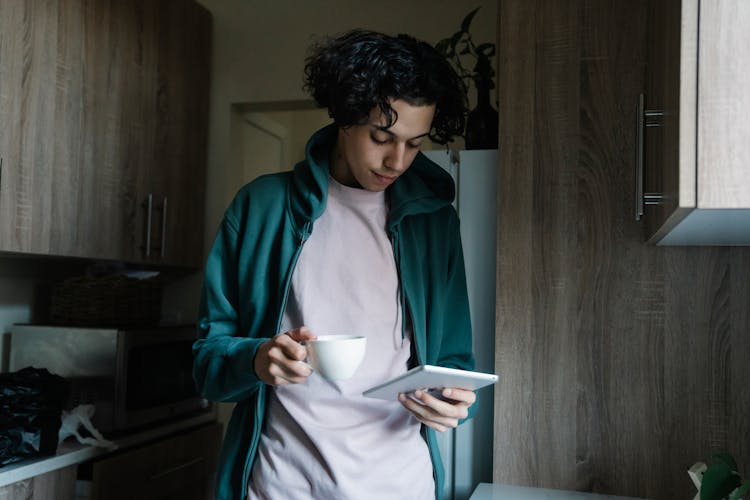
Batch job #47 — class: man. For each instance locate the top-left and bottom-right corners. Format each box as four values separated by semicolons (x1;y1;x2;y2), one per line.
194;29;476;500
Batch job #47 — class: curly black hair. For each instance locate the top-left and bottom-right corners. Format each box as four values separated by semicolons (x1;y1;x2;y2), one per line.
303;29;467;145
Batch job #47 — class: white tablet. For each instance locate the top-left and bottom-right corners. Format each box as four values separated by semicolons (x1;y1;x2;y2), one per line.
362;365;498;400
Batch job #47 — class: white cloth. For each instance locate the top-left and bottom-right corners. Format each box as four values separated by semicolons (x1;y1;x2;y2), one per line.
249;176;435;500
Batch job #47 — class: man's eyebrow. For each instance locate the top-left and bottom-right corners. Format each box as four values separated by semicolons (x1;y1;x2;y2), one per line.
372;125;430;140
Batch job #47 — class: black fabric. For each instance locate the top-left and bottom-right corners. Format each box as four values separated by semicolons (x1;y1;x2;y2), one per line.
0;367;69;466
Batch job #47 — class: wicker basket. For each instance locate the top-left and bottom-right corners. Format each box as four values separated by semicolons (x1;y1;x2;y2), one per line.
50;275;161;327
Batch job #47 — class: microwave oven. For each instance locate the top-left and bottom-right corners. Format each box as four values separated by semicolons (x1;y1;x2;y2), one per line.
9;324;211;434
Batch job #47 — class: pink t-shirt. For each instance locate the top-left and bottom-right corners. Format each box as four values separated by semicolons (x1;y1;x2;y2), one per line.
248;176;435;500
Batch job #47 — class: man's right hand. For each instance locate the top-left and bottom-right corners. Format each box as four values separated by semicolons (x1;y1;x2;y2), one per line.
253;326;316;385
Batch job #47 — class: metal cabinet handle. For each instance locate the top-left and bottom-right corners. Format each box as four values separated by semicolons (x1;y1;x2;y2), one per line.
635;93;665;221
148;457;204;481
160;196;167;258
142;193;153;256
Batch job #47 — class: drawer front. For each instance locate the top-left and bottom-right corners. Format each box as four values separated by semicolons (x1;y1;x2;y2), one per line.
91;422;221;500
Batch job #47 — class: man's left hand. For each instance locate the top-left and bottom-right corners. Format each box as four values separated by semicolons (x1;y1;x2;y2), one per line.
398;387;476;432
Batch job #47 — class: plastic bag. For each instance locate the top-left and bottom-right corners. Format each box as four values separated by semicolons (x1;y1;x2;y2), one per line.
0;367;69;466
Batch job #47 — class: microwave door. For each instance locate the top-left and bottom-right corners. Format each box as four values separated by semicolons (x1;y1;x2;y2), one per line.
115;327;207;431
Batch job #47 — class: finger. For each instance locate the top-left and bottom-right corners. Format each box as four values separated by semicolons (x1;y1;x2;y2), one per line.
415;390;471;419
286;326;317;342
267;359;312;385
441;388;477;405
401;390;470;423
256;338;312;386
267;344;313;376
398;392;462;429
401;402;455;432
272;333;308;361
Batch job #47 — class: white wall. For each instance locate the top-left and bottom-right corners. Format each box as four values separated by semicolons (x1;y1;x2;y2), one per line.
0;257;86;370
0;262;33;371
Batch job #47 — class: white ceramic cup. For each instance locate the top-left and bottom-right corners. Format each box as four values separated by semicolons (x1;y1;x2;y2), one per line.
303;335;367;381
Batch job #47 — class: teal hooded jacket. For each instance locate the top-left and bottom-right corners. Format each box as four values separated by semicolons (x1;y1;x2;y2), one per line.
194;124;475;500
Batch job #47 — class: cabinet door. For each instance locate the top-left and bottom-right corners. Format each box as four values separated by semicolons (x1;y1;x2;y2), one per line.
71;0;210;265
49;0;141;260
0;0;58;255
0;465;76;500
642;0;697;242
1;0;210;266
148;0;211;268
0;0;139;260
71;0;154;262
91;422;222;500
0;0;21;251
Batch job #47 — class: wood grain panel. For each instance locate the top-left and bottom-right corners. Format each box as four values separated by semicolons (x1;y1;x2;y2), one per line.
113;0;159;263
91;422;221;500
697;0;750;208
494;0;538;485
50;0;85;255
20;0;57;254
0;0;24;250
153;0;211;268
82;0;143;261
0;465;76;499
495;1;750;498
643;0;696;241
0;0;58;254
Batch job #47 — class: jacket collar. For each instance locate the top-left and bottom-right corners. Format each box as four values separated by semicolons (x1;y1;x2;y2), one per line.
289;124;456;234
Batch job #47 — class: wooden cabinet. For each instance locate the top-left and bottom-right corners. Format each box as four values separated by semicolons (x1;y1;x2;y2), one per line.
0;465;76;500
641;0;750;245
0;0;210;268
86;422;222;500
0;1;57;255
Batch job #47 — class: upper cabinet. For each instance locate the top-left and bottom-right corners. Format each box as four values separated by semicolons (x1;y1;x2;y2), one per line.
640;0;750;245
0;0;211;268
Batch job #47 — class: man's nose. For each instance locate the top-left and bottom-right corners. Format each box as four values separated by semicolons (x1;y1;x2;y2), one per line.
385;142;407;172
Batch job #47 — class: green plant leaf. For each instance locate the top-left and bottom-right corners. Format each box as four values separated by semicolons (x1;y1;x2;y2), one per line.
435;38;451;57
729;479;750;500
701;461;742;500
476;42;496;57
460;7;481;33
713;454;740;473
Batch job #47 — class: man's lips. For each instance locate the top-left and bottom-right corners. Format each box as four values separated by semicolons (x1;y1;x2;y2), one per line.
373;172;397;184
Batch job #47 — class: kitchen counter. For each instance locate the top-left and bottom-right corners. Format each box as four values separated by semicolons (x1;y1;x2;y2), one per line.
0;412;216;487
470;483;652;500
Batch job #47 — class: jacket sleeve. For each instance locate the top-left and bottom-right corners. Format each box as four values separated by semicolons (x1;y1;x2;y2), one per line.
439;212;478;423
192;212;265;402
438;212;476;372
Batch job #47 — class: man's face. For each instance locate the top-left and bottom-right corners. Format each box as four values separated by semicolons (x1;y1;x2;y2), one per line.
330;99;436;191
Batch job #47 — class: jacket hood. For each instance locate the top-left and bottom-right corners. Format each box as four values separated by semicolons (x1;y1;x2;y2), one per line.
290;124;456;233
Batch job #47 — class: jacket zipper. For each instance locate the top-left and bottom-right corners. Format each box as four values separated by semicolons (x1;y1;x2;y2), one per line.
275;221;312;334
242;221;312;496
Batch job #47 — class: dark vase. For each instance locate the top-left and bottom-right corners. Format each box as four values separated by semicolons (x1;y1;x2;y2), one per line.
465;80;499;150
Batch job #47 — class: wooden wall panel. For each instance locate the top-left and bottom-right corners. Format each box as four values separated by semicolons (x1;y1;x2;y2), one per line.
494;0;537;486
495;1;750;499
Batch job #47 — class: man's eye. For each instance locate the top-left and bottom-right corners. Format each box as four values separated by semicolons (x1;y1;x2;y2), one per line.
407;141;422;149
371;134;388;145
